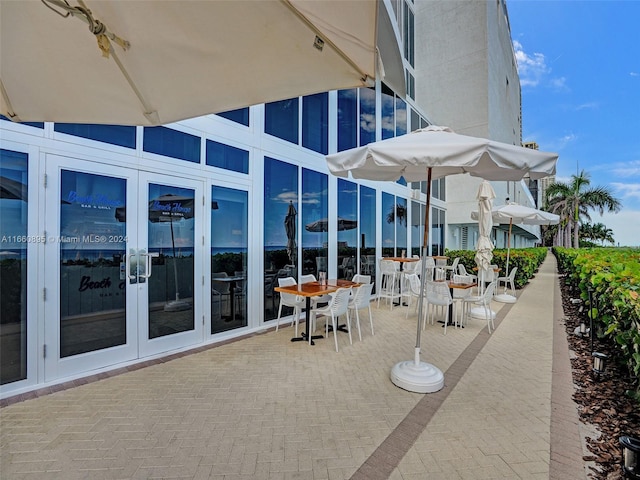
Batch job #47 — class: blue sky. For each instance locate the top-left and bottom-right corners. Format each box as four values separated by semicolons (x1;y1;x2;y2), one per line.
507;0;640;246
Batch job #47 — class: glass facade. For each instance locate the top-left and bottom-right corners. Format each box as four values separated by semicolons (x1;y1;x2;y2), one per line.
206;140;249;174
336;178;357;280
359;87;376;146
217;107;249;126
0;149;28;384
263;157;298;321
302;93;328;155
55;123;136;149
211;186;248;333
59;170;128;357
301;169;328;277
143;126;201;163
337;89;358;152
265;98;299;145
431;206;446;256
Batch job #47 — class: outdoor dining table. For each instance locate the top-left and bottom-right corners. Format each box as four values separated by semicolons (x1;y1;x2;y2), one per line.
436;279;477;328
274;279;360;345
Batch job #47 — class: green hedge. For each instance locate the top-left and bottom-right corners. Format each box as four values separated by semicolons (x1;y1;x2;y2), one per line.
445;247;548;289
553;247;640;392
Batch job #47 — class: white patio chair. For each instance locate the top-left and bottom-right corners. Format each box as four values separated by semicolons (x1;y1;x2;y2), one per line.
347;282;375;340
377;259;401;309
424;280;453;334
276;277;305;335
463;280;497;333
311;287;352;351
497;267;517;296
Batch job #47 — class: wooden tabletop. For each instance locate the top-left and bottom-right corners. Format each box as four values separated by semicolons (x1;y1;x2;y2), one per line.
274;279;360;297
385;257;419;263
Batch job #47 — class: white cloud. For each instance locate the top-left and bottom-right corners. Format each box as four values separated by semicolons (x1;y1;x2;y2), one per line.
611;160;640;178
575;102;599;111
631;72;639;77
513;40;549;87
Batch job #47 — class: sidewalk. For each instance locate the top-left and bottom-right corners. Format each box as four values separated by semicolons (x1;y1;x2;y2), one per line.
0;255;585;479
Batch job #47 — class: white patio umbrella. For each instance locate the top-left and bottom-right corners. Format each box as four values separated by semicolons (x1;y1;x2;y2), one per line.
1;0;402;125
471;202;559;302
326;125;558;393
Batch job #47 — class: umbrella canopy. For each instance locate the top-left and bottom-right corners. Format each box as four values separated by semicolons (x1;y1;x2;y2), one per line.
326;125;558;394
327;126;558;182
0;175;27;201
474;180;495;273
471;203;561;226
471;202;559;302
284;202;297;266
0;0;402;125
305;217;357;233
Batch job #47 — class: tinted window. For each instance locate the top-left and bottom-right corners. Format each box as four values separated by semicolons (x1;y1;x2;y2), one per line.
302;93;328;154
206;140;249;174
55;123;136;149
265;98;299;145
216;107;249;126
337;89;357;152
143;126;200;163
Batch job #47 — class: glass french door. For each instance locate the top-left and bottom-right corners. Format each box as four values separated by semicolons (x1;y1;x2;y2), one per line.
44;156;203;379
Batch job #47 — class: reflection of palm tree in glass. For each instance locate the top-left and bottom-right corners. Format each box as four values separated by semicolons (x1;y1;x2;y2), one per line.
386;203;407;225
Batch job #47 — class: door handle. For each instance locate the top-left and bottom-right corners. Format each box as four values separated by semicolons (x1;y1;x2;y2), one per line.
139;250;159;279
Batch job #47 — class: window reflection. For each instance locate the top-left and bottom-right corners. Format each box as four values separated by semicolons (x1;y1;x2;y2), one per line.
211;186;248;334
337;179;357;280
0;149;28;384
359;185;376;283
263;157;298;321
431;206;446;256
337;89;357;152
59;170;127;356
359;87;376;146
301;169;328;278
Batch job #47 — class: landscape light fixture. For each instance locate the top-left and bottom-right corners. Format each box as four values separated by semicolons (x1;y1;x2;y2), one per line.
591;351;608;378
620;435;640;480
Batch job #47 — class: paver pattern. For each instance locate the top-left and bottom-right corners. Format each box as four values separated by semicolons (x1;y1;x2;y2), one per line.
0;255;585;479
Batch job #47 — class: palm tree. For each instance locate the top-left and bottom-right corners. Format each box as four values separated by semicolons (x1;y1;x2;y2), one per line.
545;170;621;248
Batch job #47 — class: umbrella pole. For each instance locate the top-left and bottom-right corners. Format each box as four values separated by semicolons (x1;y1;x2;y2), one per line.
390;167;444;393
494;218;516;304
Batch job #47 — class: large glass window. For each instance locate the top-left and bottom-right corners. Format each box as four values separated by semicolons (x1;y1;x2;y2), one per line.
265;98;299;145
0;149;28;384
337;89;357;152
381;85;395;140
55;123;136;149
359;185;376;282
143;126;200;163
302;93;328;154
301;169;328;278
396;197;408;255
431;206;446;256
359;87;376;146
381;192;395;257
403;3;415;67
411;200;425;257
206;140;249;174
382;193;407;257
211;186;248;333
336;178;357;280
395;97;407;137
263;157;298;321
1;115;44;129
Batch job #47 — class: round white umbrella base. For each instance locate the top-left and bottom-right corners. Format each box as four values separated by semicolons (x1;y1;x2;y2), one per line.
469;307;497;319
390;349;444;393
494;293;516;304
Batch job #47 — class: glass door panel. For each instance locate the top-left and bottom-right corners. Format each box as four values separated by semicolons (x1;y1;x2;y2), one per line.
147;183;195;338
59;169;128;357
45;156;139;380
137;173;203;357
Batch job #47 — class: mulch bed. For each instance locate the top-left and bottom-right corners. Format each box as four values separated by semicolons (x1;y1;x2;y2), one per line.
559;278;640;479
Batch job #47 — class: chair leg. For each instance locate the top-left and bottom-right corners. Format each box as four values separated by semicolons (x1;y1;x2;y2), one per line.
354;309;362;341
367;306;374;336
276;304;283;332
345;311;353;345
331;314;339;352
